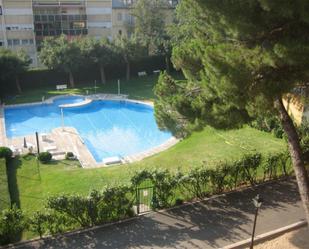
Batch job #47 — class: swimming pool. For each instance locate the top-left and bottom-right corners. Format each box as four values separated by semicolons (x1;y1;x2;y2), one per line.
4;96;172;162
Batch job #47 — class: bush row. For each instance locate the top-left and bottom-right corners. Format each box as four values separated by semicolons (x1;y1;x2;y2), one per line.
4;55;168;94
0;151;292;245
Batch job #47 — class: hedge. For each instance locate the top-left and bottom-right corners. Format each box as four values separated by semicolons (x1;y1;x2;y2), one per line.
0;158;10;212
0;151;293;245
11;55;168;93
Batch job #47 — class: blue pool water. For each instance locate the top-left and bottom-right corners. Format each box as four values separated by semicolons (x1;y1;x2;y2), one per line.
4;96;172;162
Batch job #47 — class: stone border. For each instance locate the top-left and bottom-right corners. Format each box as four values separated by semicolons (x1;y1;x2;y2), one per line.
222;220;307;249
2;94;179;167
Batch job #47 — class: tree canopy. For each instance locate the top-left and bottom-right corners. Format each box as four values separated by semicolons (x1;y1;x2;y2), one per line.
80;38;117;84
0;49;31;96
155;0;309;223
39;35;83;87
115;36;146;80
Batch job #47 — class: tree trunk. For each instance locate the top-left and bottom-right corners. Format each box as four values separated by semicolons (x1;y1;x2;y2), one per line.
126;62;130;81
15;76;22;94
68;71;75;88
100;65;106;84
165;55;170;74
275;98;309;223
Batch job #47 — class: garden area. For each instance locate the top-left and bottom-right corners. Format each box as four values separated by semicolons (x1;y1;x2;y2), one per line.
7;126;286;214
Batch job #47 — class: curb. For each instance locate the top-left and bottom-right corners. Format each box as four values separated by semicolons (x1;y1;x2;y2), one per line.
221;220;307;249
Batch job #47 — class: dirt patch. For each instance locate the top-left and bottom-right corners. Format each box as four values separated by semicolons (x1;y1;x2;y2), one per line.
255;226;309;249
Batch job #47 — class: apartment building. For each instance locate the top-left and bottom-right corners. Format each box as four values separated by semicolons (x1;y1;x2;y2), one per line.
0;0;177;67
112;0;178;38
0;0;38;65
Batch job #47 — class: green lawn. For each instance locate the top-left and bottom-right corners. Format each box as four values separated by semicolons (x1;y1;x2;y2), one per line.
0;159;10;211
4;73;184;105
8;126;286;214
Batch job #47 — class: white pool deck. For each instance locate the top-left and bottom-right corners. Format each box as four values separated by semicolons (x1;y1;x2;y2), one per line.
0;94;178;168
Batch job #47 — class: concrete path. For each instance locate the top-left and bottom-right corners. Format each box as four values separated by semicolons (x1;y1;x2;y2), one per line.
13;179;305;249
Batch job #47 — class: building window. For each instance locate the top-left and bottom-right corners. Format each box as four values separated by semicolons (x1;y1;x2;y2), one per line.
13;39;20;45
22;39;29;45
7;40;13;46
118;30;122;36
117;13;122;21
0;41;3;46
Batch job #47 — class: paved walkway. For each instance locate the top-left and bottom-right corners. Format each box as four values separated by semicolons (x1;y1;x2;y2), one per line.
10;179;305;249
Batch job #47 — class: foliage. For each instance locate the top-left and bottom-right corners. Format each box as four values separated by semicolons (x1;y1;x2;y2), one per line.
298;120;309;162
79;38;117;84
39;35;83;87
28;210;74;238
38;152;52;163
0;49;30;95
251;115;284;139
132;0;167;54
0;205;26;245
237;153;262;186
65;152;75;160
178;167;211;199
0;159;10;212
151;169;177;208
115;36;147;80
209;162;231;193
1;150;293;245
0;147;12;160
155;0;309;221
47;186;134;227
131;169;177;208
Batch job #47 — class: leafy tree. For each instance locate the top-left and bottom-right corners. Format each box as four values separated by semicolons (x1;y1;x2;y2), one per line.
80;38;116;84
0;49;31;94
132;0;173;72
154;0;309;223
115;36;146;81
39;35;83;88
132;0;166;53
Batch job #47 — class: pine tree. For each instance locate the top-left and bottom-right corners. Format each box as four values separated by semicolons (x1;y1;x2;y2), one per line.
155;0;309;223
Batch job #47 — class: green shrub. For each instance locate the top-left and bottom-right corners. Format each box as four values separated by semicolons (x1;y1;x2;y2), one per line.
151;169;177;208
238;153;262;186
178;167;211;199
0;147;12;160
65;152;74;160
38;152;52;163
298;120;309;162
0;205;26;245
251;116;284;138
47;186;134;227
209;162;231;193
28;210;74;237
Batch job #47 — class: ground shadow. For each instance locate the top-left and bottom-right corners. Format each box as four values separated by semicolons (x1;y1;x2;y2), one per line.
6;157;22;208
289;226;309;249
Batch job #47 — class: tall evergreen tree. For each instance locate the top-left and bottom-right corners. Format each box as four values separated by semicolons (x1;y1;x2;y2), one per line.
155;0;309;223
